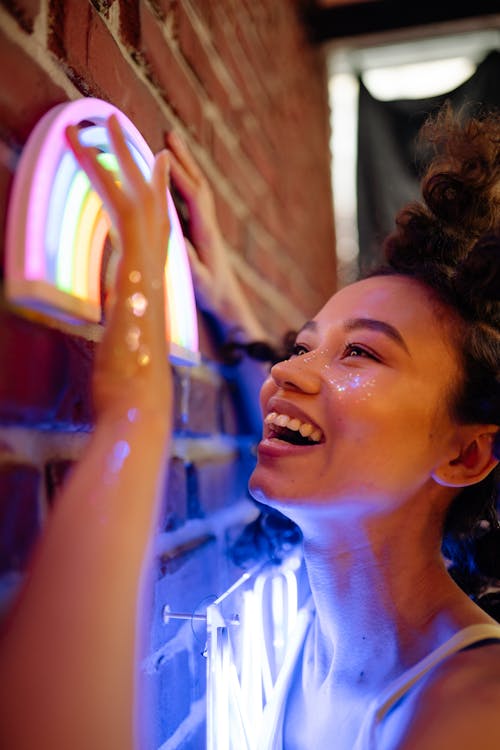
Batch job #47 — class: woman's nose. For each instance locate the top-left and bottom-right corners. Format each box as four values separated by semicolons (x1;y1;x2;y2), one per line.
270;356;321;394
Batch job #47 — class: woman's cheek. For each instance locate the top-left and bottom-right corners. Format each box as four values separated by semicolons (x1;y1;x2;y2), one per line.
321;366;378;404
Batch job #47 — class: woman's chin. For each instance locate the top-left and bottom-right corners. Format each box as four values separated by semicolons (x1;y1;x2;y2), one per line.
248;475;271;505
248;470;300;513
248;465;283;505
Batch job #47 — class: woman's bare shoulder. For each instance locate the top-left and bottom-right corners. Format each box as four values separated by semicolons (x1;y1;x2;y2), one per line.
381;641;500;750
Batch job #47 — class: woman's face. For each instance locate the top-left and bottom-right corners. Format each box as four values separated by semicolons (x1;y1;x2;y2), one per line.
249;275;462;515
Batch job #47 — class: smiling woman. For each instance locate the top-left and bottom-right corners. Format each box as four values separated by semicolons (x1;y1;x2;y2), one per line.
184;102;500;750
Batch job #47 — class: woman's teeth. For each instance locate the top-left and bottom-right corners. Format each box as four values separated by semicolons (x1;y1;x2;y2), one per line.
264;411;323;443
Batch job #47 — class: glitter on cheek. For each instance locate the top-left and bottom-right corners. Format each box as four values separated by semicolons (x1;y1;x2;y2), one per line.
127;292;148;317
322;364;376;400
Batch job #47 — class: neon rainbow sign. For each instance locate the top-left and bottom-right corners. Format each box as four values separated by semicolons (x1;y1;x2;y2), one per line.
5;98;199;365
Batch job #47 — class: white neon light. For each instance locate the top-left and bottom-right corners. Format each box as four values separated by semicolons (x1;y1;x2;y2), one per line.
206;554;312;750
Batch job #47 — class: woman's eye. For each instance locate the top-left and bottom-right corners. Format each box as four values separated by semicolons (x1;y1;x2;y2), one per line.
342;344;378;360
291;343;309;357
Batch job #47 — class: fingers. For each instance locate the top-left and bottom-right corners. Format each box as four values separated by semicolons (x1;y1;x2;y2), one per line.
151;150;171;242
168;150;196;199
106;114;147;197
185;238;211;288
65;124;125;220
67;118;170;228
166;130;204;184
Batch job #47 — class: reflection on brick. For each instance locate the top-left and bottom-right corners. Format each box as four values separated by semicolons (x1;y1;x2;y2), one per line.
0;462;41;573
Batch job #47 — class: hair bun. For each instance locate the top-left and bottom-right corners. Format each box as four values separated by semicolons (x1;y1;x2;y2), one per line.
383;203;452;270
423;172;482;228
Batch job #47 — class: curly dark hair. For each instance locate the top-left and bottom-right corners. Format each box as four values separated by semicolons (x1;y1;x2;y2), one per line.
228;103;500;617
372;103;500;614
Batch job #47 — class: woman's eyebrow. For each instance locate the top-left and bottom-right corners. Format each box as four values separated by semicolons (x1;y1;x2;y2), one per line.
297;320;317;335
344;317;411;355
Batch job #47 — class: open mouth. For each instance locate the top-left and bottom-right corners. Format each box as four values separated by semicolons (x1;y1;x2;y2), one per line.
265;411;324;446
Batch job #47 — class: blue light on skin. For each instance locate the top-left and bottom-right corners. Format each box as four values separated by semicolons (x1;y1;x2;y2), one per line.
127;408;139;423
107;440;131;474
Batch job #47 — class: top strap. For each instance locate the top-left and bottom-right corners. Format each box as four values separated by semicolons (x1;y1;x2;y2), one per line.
354;623;500;750
374;623;500;724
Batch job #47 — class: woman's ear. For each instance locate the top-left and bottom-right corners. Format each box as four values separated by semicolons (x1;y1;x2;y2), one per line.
432;427;499;488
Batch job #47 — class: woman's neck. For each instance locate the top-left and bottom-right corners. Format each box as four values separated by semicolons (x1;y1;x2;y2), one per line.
293;501;467;698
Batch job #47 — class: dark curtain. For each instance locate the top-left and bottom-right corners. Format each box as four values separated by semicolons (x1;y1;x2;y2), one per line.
356;49;500;275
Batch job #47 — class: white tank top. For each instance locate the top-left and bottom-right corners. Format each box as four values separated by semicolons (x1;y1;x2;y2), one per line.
260;618;500;750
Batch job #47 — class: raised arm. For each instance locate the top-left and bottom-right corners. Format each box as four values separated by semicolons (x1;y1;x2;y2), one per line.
0;115;172;750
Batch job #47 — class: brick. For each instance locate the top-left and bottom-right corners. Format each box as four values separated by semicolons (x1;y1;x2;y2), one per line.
210;10;259;116
161;456;187;530
176;2;243;116
148;0;176;22
139;3;207;144
232;7;275;99
117;0;140;49
0;159;14;271
0;461;41;572
219;379;239;435
0;29;67;143
239;127;277;193
172;366;221;435
54;335;95;427
211;128;261;215
0;308;95;429
190;451;246;517
154;534;219;630
187;0;215;32
156;649;192;740
237;280;297;343
49;0;168;152
91;0;114;13
0;0;41;32
212;188;242;251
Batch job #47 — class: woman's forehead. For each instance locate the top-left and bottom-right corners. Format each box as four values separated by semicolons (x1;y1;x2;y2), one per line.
316;275;441;327
311;275;461;363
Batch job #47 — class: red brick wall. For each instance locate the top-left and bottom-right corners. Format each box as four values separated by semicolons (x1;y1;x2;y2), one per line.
0;1;336;745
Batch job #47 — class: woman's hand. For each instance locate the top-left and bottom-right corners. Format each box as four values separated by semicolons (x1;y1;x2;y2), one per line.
167;130;266;341
67;115;172;415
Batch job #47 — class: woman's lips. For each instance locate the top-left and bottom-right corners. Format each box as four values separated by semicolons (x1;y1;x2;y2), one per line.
257;435;323;458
